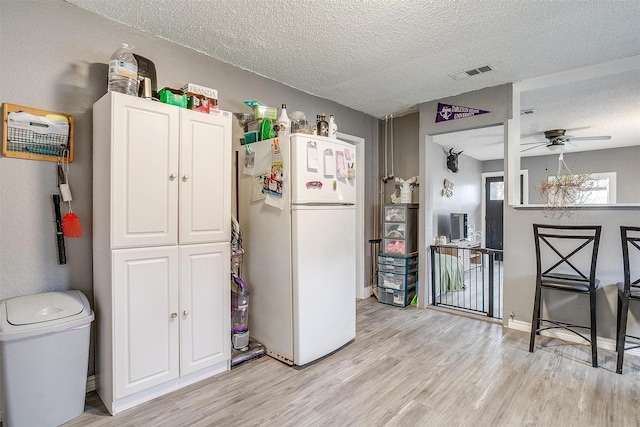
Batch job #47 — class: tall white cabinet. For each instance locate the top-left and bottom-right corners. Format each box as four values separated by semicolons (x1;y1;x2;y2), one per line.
93;92;231;415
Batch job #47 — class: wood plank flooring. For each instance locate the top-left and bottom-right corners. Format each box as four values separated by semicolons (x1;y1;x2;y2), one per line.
64;297;640;426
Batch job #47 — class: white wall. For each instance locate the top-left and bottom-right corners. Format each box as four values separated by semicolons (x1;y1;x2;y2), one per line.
431;152;482;242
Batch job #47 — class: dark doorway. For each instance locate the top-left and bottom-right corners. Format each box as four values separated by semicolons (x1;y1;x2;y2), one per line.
485;176;504;258
485;174;524;261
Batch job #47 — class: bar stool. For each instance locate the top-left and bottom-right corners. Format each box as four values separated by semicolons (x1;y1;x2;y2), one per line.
616;226;640;374
529;224;602;367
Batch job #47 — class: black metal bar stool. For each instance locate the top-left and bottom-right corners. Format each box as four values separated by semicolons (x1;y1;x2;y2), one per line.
529;224;602;367
616;226;640;374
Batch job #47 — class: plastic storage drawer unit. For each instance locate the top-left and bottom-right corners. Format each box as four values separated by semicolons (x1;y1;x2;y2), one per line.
378;272;417;291
384;204;417;223
378;263;418;275
0;290;94;427
377;286;416;308
378;254;419;267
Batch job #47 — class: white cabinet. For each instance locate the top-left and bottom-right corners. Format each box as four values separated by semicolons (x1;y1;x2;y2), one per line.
93;92;231;415
112;247;180;398
95;92;231;251
179;243;230;375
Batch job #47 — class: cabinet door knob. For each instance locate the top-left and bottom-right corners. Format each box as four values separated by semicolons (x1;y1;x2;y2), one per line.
183;310;190;316
182;174;190;182
171;312;178;318
169;173;177;180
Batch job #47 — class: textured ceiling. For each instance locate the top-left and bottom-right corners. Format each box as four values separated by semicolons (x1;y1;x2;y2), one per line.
65;0;640;119
65;0;639;160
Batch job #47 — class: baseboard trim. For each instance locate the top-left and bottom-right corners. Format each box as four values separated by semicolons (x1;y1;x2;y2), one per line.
361;285;373;299
508;319;640;357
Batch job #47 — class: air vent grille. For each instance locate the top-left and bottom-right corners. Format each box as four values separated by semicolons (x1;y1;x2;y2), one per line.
449;65;494;80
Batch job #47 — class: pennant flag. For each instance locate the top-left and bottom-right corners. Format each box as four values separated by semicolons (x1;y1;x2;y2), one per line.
436;103;491;122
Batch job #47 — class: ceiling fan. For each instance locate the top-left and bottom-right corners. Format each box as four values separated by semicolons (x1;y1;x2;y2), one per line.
521;129;611;153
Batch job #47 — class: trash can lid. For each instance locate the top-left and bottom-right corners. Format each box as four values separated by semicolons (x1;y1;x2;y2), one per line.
5;290;85;326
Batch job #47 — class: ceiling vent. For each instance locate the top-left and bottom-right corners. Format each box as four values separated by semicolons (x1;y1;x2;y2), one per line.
449;65;494;81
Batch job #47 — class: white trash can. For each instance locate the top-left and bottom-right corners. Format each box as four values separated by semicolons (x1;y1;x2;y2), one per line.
0;290;94;427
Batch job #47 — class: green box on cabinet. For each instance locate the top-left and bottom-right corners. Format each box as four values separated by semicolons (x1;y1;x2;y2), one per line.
158;88;187;108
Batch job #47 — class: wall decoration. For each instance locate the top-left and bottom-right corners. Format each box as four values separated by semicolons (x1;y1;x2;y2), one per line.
446;148;463;173
2;103;74;162
391;176;419;204
436;102;490;123
442;179;454;197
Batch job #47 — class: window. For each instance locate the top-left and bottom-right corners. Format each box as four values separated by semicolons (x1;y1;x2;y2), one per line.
489;181;504;201
547;172;616;205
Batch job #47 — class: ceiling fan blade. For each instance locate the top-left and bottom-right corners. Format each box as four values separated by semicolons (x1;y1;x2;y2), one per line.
521;144;546;152
566;135;611;142
521;140;548;146
520;126;591;139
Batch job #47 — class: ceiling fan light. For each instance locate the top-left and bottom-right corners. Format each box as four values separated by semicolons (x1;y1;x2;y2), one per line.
548;144;562;152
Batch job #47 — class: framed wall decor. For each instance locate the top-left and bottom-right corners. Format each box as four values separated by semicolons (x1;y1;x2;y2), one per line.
2;103;74;162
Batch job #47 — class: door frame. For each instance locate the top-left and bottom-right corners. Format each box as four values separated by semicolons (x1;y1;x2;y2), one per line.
337;132;366;299
481;170;528;248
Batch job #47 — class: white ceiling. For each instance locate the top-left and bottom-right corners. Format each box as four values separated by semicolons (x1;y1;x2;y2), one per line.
66;0;640;159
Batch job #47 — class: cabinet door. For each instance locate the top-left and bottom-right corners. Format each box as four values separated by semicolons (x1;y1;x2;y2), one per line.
112;96;180;248
113;247;180;398
179;243;231;375
179;110;231;244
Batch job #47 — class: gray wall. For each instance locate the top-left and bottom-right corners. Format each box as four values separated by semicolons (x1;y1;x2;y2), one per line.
0;0;378;373
376;113;420;234
417;83;640;341
380;112;484;243
484;145;640;203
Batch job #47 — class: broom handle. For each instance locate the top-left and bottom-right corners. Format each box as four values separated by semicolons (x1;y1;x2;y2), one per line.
52;194;67;265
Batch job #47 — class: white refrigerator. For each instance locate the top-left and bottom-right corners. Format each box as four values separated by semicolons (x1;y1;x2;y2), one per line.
237;134;356;366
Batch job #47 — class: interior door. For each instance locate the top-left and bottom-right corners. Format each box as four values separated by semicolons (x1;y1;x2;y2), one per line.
485;175;523;261
485;176;504;254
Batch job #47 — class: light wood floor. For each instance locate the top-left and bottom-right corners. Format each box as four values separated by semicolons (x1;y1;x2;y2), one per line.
64;297;640;427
